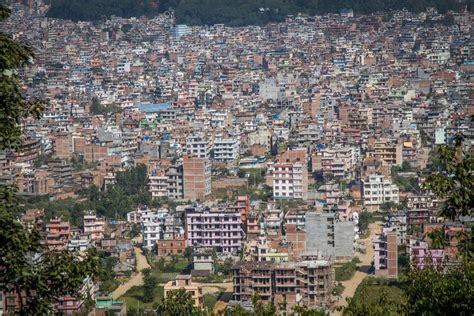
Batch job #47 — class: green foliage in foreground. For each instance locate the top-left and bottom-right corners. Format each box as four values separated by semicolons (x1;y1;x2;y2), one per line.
423;136;473;220
0;6;99;313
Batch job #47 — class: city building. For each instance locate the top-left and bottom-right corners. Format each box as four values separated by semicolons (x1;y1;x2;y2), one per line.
185;205;243;254
305;212;356;260
362;174;400;210
232;258;333;309
183;155;211;201
373;229;398;277
164;275;202;307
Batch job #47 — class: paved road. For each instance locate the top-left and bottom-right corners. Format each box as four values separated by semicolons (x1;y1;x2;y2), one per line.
331;222;382;315
112;246;150;299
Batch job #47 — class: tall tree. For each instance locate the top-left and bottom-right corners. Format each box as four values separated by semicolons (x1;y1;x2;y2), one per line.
0;6;99;313
423;136;473;220
427;228;447;250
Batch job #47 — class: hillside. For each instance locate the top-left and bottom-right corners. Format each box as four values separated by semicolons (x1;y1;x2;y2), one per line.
46;0;472;24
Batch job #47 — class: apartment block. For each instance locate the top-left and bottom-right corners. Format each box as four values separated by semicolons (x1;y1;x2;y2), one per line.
83;213;105;241
186;133;209;159
213;134;240;162
272;160;308;200
366;137;402;167
45;217;70;250
185;206;243;254
318;145;359;179
183;155;211;201
149;170;168;199
362;174;399;210
232;259;333;309
373;229;398;277
305;212;356;259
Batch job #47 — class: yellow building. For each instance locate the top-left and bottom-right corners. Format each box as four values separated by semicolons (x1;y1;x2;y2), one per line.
163;274;203;307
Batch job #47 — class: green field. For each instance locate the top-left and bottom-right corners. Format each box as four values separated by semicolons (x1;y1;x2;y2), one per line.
120;285;164;309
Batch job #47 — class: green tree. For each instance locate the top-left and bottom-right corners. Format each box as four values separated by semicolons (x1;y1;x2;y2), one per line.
142;268;158;303
426;228;447;250
423;136;473;220
156;288;203;315
456;230;474;261
401;261;473;315
292;304;326;316
0;6;100;313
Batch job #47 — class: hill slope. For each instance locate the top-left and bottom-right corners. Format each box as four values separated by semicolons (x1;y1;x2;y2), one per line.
46;0;471;24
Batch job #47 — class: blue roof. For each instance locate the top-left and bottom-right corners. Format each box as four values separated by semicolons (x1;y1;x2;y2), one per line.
138;102;172;113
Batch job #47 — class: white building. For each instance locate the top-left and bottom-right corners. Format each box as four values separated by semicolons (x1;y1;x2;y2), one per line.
272;160;308;200
140;209;170;249
213;134;240;162
320;145;359;179
362;174;399;209
149;170;168;199
186;133;209;159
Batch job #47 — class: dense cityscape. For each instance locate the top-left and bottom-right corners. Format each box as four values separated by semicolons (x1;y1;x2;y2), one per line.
0;1;472;315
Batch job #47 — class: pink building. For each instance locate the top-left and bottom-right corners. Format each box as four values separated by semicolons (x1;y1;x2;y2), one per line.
409;239;444;270
185;205;243;254
83;213;105;240
45;217;71;250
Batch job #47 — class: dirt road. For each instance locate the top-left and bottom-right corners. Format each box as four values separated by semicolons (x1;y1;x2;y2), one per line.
331;222;381;315
112;246;150;299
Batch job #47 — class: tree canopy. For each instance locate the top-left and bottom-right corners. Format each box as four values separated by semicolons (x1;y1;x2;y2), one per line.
45;0;472;25
0;6;100;313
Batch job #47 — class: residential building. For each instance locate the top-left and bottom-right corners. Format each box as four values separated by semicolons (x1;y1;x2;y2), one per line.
373;229;398;277
83;213;105;241
183;155;211;201
272;159;308;200
362;174;400;210
305;212;356;259
185;205;243;254
186;133;209;159
164;275;202;307
45;217;71;250
232;259;333;309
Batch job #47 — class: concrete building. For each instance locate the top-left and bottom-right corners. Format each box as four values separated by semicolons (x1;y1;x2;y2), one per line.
373;229;398;277
272;160;308;200
149;170;168;199
183;155;211;201
362;174;399;210
83;213;105;241
232;259;333;309
317;145;359;179
45;217;70;250
164;275;202;307
185;206;243;254
166;163;184;200
186;133;209;159
212;134;240;162
305;212;356;260
193;247;214;273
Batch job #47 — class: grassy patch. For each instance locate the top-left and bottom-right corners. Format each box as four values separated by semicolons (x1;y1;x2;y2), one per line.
347;277;406;314
120;285;164;309
203;292;220;311
335;258;360;281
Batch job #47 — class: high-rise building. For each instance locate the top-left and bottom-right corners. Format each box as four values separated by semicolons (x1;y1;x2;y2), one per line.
305;212;356;259
183;155;211;201
373;229;398;277
185;205;243;254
